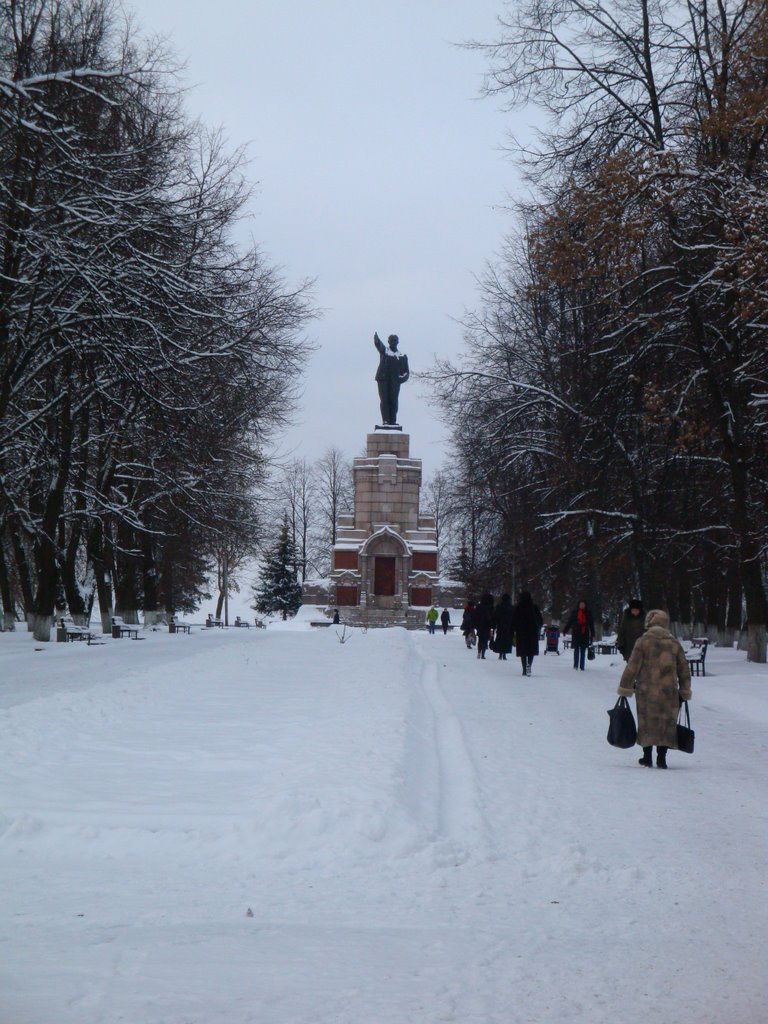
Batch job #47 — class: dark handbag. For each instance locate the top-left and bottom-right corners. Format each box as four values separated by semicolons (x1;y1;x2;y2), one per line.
607;696;637;748
587;645;596;661
677;700;695;753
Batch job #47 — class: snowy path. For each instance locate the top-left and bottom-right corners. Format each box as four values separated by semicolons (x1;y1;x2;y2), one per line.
1;624;766;1023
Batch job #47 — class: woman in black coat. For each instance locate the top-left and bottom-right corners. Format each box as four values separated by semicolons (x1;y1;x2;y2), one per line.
460;601;476;649
512;590;544;676
472;593;495;660
493;593;514;660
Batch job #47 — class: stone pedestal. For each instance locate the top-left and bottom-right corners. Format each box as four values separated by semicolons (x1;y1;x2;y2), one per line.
325;430;439;623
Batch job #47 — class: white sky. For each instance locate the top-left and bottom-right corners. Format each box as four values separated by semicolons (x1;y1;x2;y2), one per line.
127;0;530;477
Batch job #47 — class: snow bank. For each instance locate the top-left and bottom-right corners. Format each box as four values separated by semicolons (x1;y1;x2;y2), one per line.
1;627;766;1023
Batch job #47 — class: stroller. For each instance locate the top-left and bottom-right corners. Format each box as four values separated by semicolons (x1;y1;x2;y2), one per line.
544;624;560;654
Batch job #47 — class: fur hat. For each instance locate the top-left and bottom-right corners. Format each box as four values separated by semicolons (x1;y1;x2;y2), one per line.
645;608;670;630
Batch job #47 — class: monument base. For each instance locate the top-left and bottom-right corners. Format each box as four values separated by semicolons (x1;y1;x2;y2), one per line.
374;423;402;431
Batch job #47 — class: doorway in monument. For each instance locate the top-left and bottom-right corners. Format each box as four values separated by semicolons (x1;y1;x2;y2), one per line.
374;556;396;596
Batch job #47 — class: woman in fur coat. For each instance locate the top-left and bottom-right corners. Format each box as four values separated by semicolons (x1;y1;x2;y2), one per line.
617;609;692;769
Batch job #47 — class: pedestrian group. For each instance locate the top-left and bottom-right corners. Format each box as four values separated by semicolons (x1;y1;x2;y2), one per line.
446;592;693;769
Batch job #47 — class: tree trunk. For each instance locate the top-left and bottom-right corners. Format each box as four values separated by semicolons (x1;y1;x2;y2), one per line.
114;525;140;624
141;532;159;625
9;518;35;628
746;624;767;664
0;544;16;630
32;534;59;642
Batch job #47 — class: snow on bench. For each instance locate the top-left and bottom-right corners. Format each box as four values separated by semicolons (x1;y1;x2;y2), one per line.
111;616;142;640
57;616;96;645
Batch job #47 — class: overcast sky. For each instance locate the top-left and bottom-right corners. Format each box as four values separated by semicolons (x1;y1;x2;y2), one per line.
128;0;530;478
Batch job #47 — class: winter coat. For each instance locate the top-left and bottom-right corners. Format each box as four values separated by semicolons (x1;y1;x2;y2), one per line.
472;600;494;641
616;608;645;661
493;597;515;655
512;597;543;658
564;606;595;648
617;609;692;748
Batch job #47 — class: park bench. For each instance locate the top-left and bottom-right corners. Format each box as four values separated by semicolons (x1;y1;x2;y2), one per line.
57;616;96;645
686;639;708;676
111;616;141;640
234;616;250;628
168;617;191;634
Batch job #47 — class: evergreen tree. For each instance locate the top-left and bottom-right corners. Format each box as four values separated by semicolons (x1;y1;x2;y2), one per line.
252;519;302;620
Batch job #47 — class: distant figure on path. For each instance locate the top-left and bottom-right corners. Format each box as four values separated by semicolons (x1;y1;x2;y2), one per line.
374;332;409;425
512;591;544;676
472;593;495;660
493;593;514;660
616;599;645;661
563;599;596;671
461;601;476;649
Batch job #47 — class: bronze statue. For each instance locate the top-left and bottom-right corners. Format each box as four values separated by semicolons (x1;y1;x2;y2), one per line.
373;332;409;426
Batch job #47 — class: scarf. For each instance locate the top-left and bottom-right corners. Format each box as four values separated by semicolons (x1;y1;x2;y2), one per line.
577;607;587;636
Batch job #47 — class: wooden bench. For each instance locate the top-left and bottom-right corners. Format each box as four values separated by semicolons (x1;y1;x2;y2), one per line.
57;616;95;644
597;642;618;655
234;617;250;628
169;618;191;634
686;639;708;676
111;616;141;639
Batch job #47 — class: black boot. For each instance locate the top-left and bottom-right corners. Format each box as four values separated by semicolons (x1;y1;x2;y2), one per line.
638;747;653;767
656;746;668;769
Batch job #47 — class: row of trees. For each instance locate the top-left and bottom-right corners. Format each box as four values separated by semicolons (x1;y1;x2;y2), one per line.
0;0;314;639
430;0;768;659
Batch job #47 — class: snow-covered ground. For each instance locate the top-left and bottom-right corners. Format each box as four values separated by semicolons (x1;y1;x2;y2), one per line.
1;613;766;1024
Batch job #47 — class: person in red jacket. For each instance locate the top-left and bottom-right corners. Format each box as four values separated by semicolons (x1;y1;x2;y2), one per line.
563;599;595;671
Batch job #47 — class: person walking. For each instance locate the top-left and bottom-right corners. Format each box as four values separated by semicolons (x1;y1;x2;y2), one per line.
493;593;514;660
460;601;476;649
617;608;692;769
473;593;495;660
563;599;596;670
512;591;544;676
440;607;451;635
426;605;438;635
616;599;645;661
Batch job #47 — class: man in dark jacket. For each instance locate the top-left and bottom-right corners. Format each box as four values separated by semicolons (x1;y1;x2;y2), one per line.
617;599;645;661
